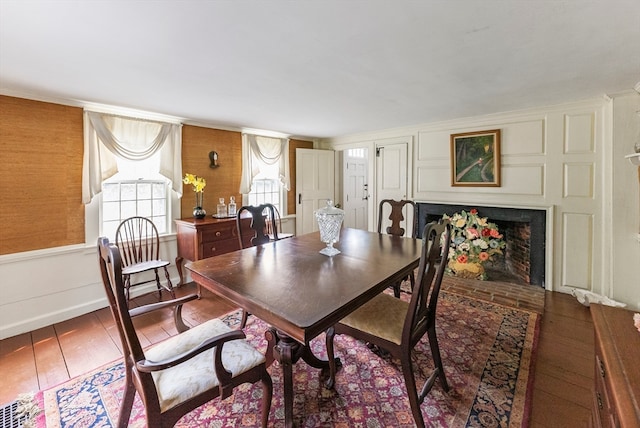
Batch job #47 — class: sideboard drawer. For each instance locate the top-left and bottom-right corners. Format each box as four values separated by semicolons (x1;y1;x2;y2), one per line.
201;238;239;258
201;223;238;243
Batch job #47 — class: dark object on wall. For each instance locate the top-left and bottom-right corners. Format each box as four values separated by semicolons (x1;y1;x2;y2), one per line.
209;151;219;168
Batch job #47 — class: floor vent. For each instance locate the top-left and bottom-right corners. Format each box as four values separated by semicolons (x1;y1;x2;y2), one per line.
0;400;27;428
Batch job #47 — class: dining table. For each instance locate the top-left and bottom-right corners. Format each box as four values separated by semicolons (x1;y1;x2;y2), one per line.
185;227;422;427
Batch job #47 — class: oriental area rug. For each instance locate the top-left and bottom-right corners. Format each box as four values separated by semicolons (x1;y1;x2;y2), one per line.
17;290;540;427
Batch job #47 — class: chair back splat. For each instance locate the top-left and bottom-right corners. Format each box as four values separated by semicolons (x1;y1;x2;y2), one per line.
97;237;272;428
325;220;451;428
377;199;418;238
236;204;274;248
378;199;418;297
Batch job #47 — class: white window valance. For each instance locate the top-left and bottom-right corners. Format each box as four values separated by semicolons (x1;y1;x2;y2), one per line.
82;111;182;203
239;134;290;193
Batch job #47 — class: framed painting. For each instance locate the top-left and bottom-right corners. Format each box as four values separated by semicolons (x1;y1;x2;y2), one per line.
450;129;501;187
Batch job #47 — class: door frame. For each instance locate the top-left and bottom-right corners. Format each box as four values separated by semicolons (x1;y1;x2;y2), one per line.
330;136;413;232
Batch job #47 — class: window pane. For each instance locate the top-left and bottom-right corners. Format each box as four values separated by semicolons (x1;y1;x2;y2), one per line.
121;200;137;218
138;182;151;200
152;183;166;198
153;199;166;215
137;200;152;217
152;216;167;234
103;201;120;221
103;221;119;239
102;183;120;202
121;183;136;201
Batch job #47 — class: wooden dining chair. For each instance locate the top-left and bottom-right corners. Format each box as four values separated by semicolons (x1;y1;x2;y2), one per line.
378;199;418;297
236;204;273;248
236;203;292;249
236;203;293;328
325;220;451;428
98;237;273;428
115;216;175;302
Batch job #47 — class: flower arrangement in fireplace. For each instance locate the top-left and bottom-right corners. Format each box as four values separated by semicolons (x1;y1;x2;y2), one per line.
442;208;506;279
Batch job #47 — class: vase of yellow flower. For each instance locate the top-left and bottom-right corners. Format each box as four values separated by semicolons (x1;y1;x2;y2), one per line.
442;208;506;280
183;173;207;219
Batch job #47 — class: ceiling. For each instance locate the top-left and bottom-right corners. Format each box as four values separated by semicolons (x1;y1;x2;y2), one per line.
1;1;638;139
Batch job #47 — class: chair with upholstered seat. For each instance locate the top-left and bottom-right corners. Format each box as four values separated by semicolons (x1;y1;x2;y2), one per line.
115;216;175;302
378;199;418;297
98;237;272;428
325;220;451;428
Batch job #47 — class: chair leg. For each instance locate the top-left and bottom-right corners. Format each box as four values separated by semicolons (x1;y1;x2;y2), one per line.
260;368;273;428
153;268;163;299
162;267;176;299
117;369;136;428
427;326;449;391
240;309;250;329
124;275;131;302
393;282;401;298
400;353;426;428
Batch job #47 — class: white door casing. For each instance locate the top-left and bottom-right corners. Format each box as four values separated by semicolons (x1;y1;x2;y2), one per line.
296;148;335;235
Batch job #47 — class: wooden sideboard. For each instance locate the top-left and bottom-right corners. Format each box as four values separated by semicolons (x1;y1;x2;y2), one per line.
590;303;640;428
174;216;252;285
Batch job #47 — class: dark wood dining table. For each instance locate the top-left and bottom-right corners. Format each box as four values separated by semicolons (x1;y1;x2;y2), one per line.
185;227;421;427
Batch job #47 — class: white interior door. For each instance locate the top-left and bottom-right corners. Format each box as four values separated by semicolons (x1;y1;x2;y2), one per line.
375;142;411;235
342;149;369;230
296;148;335;235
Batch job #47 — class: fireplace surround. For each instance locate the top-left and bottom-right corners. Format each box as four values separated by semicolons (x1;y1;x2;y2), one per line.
416;202;547;287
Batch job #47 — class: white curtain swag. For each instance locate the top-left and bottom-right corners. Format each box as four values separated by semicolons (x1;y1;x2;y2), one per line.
239;134;290;194
82;111;182;203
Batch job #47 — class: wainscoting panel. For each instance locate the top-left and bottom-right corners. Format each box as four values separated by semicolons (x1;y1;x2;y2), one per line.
563;163;594;198
561;212;593;289
564;112;595;154
500;119;545;155
0;238;179;340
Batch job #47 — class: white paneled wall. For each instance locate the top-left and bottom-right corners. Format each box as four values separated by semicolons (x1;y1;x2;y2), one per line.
322;96;640;310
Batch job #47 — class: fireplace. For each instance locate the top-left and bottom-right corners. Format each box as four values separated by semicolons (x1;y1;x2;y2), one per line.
416;202;546;287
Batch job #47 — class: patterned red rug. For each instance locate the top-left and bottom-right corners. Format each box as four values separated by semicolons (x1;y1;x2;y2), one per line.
20;290;539;427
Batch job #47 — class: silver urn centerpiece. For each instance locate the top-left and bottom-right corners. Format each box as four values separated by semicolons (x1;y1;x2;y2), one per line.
314;199;345;256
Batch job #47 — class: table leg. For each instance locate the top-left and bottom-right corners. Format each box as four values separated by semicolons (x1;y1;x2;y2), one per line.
267;329;342;427
272;333;303;428
175;256;184;286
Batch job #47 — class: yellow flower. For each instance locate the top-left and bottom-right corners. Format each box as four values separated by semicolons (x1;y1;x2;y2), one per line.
183;173;206;192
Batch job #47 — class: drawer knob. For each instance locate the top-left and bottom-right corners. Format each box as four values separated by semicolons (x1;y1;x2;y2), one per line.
216;231;221;237
211;247;216;252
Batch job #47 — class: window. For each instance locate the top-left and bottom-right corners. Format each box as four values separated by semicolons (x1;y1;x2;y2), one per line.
102;180;168;239
240;133;290;213
100;152;170;239
83;110;182;243
246;177;283;213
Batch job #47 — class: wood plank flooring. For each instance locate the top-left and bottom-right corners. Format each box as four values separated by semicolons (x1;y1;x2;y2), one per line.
0;281;594;426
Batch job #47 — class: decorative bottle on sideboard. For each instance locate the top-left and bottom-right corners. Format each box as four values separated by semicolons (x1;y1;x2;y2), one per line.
228;196;237;216
217;198;228;217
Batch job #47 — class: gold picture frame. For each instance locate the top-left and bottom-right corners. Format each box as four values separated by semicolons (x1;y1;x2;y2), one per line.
450;129;501;187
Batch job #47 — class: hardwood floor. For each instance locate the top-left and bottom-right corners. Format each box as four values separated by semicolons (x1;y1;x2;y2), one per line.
0;282;594;426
